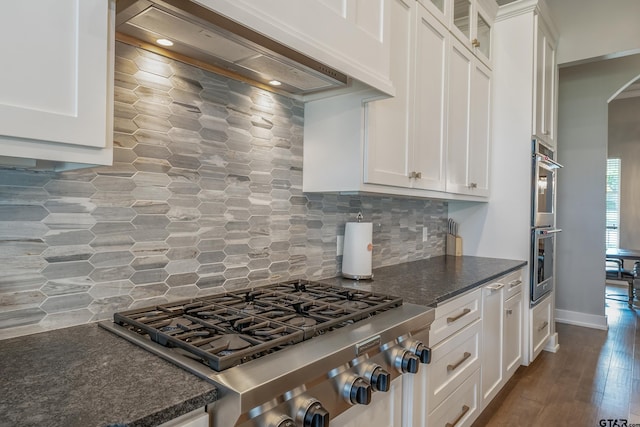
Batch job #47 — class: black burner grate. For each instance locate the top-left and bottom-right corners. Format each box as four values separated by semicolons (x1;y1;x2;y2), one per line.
113;279;402;371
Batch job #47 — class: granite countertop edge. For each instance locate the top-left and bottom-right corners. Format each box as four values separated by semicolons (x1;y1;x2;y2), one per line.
430;262;527;305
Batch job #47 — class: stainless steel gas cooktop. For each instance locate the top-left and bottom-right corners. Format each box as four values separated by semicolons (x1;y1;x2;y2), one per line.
101;279;434;427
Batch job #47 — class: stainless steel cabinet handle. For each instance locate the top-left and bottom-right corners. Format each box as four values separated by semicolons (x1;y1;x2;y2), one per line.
447;352;471;372
538;320;549;332
486;283;504;292
446;308;471;324
509;279;522;288
445;405;470;427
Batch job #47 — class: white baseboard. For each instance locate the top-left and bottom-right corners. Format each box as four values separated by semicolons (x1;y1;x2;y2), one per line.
544;332;559;353
555;309;608;330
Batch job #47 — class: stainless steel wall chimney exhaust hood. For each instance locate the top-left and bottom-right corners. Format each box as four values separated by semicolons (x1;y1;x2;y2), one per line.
115;0;350;96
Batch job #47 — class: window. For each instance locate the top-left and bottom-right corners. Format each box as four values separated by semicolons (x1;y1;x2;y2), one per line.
606;158;621;249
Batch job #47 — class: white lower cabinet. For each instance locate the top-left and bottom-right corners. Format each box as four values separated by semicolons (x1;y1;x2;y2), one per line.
504;291;523;378
428;320;482;413
429;368;481;427
530;293;552;361
480;282;504;406
404;289;482;427
404;268;524;426
480;268;523;408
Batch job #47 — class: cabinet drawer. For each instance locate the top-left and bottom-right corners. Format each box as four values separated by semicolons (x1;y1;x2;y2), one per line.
429;368;480;427
500;269;524;301
430;289;481;346
428;319;481;412
531;294;551;361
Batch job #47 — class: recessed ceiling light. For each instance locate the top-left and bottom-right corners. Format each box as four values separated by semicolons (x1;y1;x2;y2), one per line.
156;38;174;47
269;80;282;86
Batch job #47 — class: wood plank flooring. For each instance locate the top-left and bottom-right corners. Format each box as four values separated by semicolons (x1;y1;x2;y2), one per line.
473;287;640;426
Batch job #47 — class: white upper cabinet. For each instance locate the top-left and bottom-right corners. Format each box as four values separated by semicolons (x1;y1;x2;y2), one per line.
303;0;492;201
495;0;558;149
411;5;448;192
0;0;114;168
365;0;448;192
418;0;496;68
446;38;491;197
196;0;393;95
533;13;557;147
365;0;414;188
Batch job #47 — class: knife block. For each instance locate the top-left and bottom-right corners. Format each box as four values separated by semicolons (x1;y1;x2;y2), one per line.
446;234;462;256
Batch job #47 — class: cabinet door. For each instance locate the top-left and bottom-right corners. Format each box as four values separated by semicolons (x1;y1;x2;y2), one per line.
530;294;551;362
503;292;522;379
446;39;473;194
201;0;392;94
364;0;414;188
472;5;492;68
533;15;556;147
481;283;503;407
0;0;110;149
467;60;491;197
411;5;448;192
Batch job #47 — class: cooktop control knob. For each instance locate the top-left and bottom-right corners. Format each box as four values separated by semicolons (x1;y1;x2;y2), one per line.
394;349;420;374
412;341;432;364
369;366;391;392
303;401;330;427
349;377;372;405
261;412;295;427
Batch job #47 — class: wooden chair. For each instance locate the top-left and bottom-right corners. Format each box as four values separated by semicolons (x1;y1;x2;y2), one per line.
605;258;638;307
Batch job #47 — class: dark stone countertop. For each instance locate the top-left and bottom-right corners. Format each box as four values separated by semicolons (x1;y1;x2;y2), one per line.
321;255;527;306
0;255;525;427
0;323;217;427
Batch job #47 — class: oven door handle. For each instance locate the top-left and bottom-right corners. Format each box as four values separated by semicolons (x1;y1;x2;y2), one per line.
537;228;562;235
536;153;563;169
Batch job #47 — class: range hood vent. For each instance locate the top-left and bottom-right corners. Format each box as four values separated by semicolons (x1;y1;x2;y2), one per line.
116;0;350;96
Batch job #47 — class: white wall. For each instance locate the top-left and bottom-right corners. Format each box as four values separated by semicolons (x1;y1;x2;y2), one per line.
547;0;640;65
556;54;640;319
608;96;640;250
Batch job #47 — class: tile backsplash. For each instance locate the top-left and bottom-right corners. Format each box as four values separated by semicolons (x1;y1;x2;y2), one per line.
0;42;447;339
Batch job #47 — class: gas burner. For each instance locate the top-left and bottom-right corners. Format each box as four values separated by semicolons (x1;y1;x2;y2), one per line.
204;334;252;352
285;316;318;328
338;301;370;310
159;317;193;332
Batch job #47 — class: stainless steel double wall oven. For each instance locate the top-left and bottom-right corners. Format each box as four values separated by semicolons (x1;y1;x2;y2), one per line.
531;139;562;306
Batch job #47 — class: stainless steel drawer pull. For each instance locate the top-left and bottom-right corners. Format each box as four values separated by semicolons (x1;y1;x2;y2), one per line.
447;352;471;372
509;279;522;288
446;308;471;324
538;320;549;332
486;283;504;292
445;404;470;427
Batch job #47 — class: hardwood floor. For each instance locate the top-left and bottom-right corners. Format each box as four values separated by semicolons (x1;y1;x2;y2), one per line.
473;286;640;426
